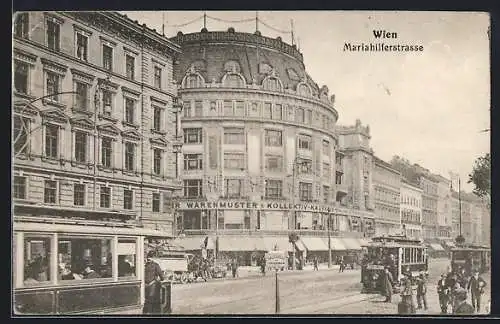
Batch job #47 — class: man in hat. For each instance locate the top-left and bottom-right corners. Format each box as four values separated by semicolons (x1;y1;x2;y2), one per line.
143;251;165;314
382;267;394;302
437;273;450;314
453;288;475;314
416;272;428;310
467;270;487;313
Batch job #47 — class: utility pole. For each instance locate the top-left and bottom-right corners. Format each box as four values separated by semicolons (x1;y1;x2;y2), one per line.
458;177;462;237
328;213;332;268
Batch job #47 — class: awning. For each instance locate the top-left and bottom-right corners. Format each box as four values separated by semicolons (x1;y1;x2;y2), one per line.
263;237;294;252
341;238;362;250
174;236;215;250
217;237;267;252
322;238;347;251
429;243;445;251
294;239;306;251
358;238;370;247
300;237;329;251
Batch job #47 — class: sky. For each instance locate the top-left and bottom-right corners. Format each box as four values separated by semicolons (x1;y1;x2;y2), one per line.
122;11;490;191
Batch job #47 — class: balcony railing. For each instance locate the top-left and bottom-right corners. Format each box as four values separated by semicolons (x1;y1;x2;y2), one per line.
181;228;365;238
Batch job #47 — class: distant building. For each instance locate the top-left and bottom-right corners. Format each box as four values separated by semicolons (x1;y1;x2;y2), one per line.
418;173;439;241
372;156;401;235
337;120;376;237
400;180;423;240
434;174;453;240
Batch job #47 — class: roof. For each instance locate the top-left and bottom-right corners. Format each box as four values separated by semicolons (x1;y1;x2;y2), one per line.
373;156;401;175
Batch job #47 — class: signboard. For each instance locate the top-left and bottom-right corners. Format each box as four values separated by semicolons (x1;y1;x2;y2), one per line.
265;250;287;271
177;200;339;213
366;264;385;270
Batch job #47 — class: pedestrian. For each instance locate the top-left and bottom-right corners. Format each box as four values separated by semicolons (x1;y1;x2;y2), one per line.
467;270;486;313
416;273;428;311
453;288;475;314
450;276;462;313
231;258;238;278
437;274;450;314
143;251;164;314
399;277;416;314
313;257;319;271
339;257;345;273
382;267;394;303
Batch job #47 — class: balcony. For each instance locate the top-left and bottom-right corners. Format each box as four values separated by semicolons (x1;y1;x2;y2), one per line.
181;228;365;238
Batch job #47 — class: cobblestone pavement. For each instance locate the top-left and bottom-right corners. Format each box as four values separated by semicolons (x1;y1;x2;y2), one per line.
117;258;490;315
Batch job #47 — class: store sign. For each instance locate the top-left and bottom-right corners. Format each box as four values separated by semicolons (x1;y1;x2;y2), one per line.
177;200;339;213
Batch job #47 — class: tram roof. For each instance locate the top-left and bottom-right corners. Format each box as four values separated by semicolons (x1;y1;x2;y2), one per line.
451;245;491;251
13;219;173;238
364;242;426;248
367;234;423;244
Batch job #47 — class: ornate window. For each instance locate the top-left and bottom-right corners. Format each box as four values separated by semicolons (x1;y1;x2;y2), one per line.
182;65;205;88
262;70;283;92
297;81;312;97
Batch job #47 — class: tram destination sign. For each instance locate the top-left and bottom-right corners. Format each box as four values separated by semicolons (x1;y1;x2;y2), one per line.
177;200;338;213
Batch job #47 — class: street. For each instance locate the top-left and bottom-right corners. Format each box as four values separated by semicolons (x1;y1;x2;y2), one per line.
171;258;491;315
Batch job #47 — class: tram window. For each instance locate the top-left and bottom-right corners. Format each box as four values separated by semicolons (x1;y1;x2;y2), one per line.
118;238;137;278
417;249;423;262
23;235;51;285
58;236;113;281
404;248;411;263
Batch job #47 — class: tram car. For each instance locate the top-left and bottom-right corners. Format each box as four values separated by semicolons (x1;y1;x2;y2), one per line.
360;234;428;294
13;216;173;314
450;244;490;275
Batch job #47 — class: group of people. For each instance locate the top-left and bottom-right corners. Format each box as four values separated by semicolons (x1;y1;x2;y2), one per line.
378;264;487;315
437;268;487;314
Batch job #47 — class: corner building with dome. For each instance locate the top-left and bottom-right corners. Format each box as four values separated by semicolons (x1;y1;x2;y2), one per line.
171;28;374;266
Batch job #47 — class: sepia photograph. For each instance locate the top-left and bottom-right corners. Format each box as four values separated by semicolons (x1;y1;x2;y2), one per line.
12;10;491;316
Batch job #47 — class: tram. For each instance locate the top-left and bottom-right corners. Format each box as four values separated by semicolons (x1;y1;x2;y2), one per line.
360;234;428;293
13;216;172;315
450;244;490;275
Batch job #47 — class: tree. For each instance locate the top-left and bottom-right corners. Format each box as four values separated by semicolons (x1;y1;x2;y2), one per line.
468;153;490;202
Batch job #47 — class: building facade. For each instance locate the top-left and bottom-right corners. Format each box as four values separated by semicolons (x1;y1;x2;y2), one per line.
337;120;376;237
419;174;439;241
170;28;369;264
400;180;422;240
13;12;182;232
434;174;453;240
372;156;401;235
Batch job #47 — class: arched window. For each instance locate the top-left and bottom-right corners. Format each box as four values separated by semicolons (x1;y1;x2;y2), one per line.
262;76;283;92
222;73;246;88
297;82;312;97
182;73;204;89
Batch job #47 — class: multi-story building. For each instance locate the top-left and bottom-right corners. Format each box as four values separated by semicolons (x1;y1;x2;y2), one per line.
170;28;368;264
419;173;439;241
451;191;460;239
372;156;401;235
337;120;376;237
434;174;453;240
13;12;182;232
400;180;422;240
